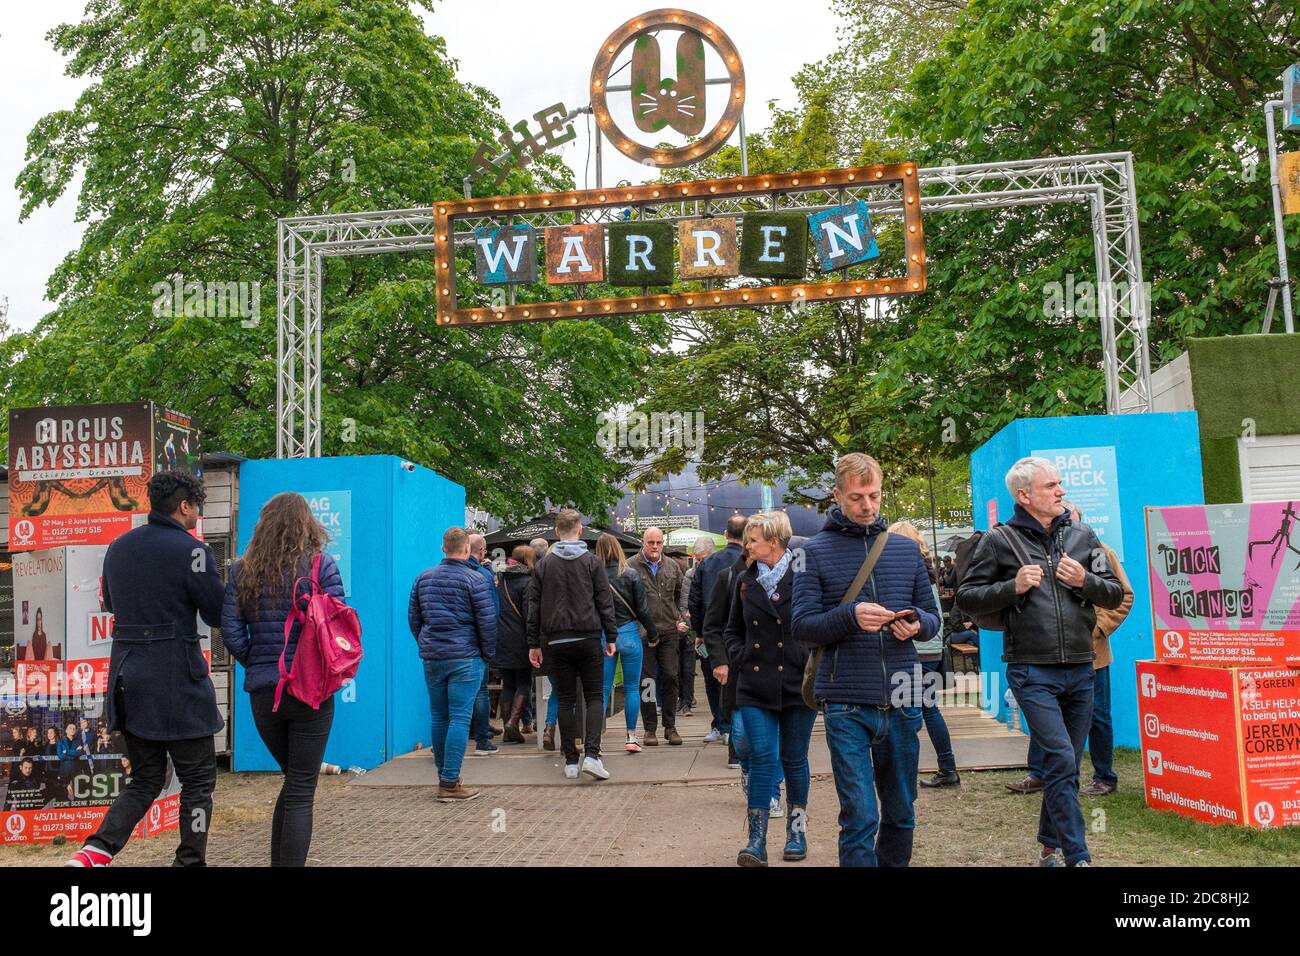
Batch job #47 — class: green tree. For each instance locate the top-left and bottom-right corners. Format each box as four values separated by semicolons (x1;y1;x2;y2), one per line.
6;0;661;519
887;0;1300;445
632;0;1297;503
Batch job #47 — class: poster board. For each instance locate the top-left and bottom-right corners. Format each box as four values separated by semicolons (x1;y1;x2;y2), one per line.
1146;501;1300;667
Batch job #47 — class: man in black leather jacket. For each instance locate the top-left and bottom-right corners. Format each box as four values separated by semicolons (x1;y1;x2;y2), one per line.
957;456;1122;868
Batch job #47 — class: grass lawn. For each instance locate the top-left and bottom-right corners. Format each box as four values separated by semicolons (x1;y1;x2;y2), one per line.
967;747;1300;866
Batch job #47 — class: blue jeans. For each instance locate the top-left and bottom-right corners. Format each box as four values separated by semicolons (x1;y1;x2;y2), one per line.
546;681;559;725
731;709;783;800
424;657;484;786
1088;666;1115;785
469;667;491;746
920;659;955;773
737;704;815;812
822;703;921;867
1025;665;1115;786
603;621;644;732
1008;662;1093;865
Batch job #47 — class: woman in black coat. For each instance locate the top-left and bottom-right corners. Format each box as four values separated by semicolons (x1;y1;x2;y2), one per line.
496;546;535;743
723;511;814;867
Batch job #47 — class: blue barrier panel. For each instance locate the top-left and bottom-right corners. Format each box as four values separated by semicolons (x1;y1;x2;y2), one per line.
968;413;1203;749
231;456;465;771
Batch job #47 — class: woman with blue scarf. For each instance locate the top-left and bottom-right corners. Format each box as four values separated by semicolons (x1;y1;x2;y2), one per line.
723;511;815;866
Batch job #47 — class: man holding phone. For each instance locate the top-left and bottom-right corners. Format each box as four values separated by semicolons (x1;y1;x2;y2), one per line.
791;453;941;867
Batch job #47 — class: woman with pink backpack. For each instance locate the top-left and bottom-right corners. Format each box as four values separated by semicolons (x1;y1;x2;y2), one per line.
221;492;349;866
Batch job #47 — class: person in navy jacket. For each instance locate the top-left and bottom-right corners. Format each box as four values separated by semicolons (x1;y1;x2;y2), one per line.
221;491;346;866
408;526;497;801
791;453;940;868
69;471;224;868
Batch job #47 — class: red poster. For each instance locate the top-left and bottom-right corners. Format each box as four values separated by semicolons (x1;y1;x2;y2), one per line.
1237;668;1300;828
1137;661;1244;825
1154;626;1300;669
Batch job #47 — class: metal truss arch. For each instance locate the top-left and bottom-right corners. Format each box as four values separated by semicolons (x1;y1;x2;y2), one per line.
276;152;1151;457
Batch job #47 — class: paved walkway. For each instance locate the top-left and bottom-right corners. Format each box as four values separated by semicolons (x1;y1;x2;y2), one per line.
359;682;1027;788
85;780;654;867
6;677;1027;867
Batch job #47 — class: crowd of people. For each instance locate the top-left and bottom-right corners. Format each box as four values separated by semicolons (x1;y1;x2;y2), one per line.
55;449;1131;869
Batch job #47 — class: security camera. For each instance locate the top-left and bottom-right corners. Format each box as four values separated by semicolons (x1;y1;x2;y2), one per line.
399;460;416;473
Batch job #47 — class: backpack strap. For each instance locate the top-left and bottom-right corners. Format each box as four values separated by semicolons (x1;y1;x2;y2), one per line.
274;553;324;712
993;525;1034;568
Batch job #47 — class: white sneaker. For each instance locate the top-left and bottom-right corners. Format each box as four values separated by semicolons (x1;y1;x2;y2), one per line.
769;796;785;818
564;763;580;779
703;728;724;744
582;756;610;780
624;734;642;754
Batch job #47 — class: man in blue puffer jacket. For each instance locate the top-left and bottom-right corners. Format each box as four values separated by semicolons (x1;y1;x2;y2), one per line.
408;526;497;801
792;453;940;867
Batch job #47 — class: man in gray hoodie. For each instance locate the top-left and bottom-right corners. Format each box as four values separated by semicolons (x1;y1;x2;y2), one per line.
527;510;618;779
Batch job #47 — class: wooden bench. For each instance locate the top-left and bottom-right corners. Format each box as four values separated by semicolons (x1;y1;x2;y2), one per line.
948;642;980;674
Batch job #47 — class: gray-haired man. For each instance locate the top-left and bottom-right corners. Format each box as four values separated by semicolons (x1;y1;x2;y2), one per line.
629;527;689;746
957;457;1123;867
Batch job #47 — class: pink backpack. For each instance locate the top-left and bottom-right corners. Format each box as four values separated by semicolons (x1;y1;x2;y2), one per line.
274;553;363;711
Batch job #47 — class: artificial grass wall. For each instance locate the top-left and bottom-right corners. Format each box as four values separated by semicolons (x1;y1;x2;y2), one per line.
1187;334;1300;503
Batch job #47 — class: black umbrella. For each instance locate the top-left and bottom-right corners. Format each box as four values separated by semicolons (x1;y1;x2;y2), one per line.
484;513;644;553
938;534;969;553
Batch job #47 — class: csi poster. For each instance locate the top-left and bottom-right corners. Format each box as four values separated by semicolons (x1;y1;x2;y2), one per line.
1146;501;1300;667
7;403;153;551
0;700;180;844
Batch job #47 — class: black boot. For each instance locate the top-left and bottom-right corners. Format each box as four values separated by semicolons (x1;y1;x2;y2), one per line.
737;807;768;867
920;769;961;789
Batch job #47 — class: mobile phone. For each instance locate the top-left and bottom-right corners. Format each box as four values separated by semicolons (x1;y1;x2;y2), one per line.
891;608;919;623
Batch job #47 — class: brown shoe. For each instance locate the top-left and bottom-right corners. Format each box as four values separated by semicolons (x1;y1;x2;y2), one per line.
1080;780;1117;797
643;731;659;747
665;728;683;746
437;781;481;802
521;722;535;735
542;724;556;751
1006;775;1043;794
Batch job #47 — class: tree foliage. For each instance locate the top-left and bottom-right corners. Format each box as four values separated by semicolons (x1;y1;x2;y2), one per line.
633;0;1298;504
5;0;662;519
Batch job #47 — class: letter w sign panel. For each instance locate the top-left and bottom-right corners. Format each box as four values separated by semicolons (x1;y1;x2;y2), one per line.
433;162;926;326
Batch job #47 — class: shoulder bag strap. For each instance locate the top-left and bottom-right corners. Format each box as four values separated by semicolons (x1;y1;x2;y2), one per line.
610;578;637;617
839;531;890;605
